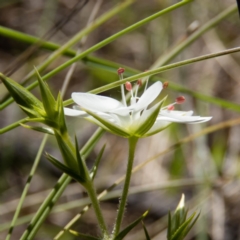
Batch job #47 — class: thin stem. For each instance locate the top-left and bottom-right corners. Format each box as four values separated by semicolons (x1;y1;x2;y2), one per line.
78;46;240;98
5;135;48;240
84;178;109;238
0;0;189;110
113;136;139;237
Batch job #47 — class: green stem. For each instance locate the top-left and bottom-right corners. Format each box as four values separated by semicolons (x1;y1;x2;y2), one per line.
6;135;48;240
85;178;109;238
75;46;240;100
113;136;138;237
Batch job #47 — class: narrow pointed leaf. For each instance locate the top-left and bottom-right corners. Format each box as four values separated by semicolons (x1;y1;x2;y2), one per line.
142;221;151;240
54;131;78;170
114;211;148;240
19;105;42;118
34;67;56;118
20;124;54;135
45;153;85;183
75;136;87;182
83;108;130;138
68;229;99;240
27;117;59;129
171;212;198;240
56;92;67;133
90;144;106;180
181;211;200;239
0;73;43;110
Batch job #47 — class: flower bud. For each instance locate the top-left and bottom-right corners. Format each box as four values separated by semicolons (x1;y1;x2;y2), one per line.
117;67;125;75
176;96;185;104
125;82;132;91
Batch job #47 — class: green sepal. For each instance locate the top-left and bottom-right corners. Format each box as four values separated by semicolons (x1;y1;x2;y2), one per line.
20;123;54;135
75;136;87;182
133;97;166;137
83;108;130;138
0;73;43;112
142;221;151;240
90;144;106;180
54;131;78;170
114;210;148;240
68;229;100;240
45;153;85;183
34;67;56;118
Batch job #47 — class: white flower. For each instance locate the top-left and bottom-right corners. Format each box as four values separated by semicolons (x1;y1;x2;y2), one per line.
64;77;211;138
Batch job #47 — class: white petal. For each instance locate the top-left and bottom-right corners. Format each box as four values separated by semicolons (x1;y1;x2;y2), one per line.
72;93;124;112
64;107;88;117
132;81;163;111
157;110;212;123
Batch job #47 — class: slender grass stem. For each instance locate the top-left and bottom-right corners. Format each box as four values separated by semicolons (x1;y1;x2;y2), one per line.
113;136;138;237
0;0;190;110
5;135;48;240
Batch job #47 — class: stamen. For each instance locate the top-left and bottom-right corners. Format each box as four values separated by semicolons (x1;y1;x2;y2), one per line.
176;96;185;104
137;79;142;86
117;67;127;106
125;82;133;98
117;67;125;75
144;70;149;92
167;105;175;110
163;81;169;89
135;79;142;98
125;82;132;91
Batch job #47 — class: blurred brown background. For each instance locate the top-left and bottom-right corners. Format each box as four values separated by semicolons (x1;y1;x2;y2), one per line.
1;0;240;239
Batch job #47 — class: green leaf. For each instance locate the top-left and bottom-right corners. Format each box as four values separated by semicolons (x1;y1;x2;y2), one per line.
54;131;78;170
133;97;166;137
114;211;148;240
18;105;43;118
90;144;106;180
27;117;59;129
68;229;100;240
34;67;56;118
56;92;67;134
0;73;43;114
20;124;54;135
75;136;87;182
171;212;199;240
142;221;151;240
45;153;85;183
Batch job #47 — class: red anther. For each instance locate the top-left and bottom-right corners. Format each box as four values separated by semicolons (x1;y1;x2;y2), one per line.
167;105;175;110
163;81;169;89
176;96;185;104
137;79;142;86
117;67;125;75
125;82;132;91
